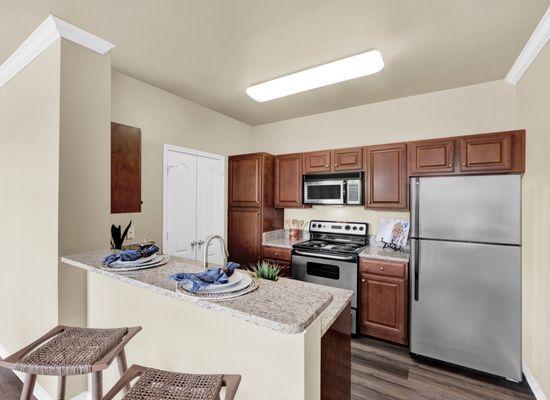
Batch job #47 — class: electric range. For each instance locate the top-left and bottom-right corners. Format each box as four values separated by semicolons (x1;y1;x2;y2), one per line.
292;220;369;334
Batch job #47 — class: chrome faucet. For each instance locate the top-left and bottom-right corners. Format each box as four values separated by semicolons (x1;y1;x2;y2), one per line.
203;234;229;269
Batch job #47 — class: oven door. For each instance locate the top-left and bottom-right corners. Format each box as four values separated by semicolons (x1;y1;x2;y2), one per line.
292;251;357;309
304;179;345;205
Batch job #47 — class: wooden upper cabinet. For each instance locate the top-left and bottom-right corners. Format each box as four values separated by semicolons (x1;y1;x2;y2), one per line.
275;153;304;208
459;132;513;172
365;144;408;210
332;147;363;171
111;122;142;213
228;153;262;207
304;150;331;173
408;139;455;176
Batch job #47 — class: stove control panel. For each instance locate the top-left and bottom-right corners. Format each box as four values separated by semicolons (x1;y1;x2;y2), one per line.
309;220;368;236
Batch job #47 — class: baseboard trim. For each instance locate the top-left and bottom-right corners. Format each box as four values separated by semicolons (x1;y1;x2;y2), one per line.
524;361;548;400
1;342;89;400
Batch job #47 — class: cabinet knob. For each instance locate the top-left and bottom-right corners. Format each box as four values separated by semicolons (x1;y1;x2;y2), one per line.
334;163;338;167
361;278;365;282
274;253;278;257
379;267;384;271
448;163;452;167
462;163;466;166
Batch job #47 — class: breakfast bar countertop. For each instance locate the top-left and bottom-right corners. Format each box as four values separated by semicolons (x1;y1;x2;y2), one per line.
62;250;352;335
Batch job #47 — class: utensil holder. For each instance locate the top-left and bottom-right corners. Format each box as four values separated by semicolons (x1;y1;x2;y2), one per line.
289;229;301;241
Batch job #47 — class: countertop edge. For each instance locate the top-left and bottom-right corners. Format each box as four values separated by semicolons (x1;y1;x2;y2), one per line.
61;256;333;335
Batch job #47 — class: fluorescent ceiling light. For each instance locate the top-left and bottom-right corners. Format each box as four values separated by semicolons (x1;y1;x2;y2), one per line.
246;49;384;102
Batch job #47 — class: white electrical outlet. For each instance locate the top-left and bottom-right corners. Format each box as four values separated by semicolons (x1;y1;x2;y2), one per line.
127;224;135;240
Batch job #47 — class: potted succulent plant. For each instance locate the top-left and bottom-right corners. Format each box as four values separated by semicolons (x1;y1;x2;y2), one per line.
249;261;283;281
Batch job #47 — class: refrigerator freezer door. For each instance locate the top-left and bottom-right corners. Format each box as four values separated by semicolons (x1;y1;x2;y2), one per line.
410;239;521;381
413;175;521;245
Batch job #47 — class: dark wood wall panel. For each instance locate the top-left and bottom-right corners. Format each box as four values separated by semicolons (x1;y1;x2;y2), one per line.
111;122;142;213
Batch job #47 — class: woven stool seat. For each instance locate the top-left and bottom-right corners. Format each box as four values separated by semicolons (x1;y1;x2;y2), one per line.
14;327;128;376
103;365;241;400
124;367;222;400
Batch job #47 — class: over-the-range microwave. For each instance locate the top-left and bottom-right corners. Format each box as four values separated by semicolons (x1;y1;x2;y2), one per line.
303;171;363;205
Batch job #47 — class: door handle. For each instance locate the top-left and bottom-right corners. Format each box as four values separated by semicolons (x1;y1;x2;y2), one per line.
414;239;420;301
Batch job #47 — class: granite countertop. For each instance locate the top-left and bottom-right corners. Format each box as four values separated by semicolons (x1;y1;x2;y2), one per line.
262;229;308;249
359;245;410;262
62;250;352;335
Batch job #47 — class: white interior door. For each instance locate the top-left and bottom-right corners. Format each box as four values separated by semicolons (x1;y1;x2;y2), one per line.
196;156;225;265
164;150;197;259
164;145;225;263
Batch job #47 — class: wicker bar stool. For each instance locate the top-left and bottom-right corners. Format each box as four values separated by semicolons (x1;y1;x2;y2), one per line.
0;325;141;400
103;364;241;400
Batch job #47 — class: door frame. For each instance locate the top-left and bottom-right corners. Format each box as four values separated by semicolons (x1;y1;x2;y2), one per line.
162;144;226;254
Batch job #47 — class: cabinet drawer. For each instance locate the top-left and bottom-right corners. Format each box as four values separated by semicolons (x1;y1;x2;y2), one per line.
360;259;406;278
262;246;291;261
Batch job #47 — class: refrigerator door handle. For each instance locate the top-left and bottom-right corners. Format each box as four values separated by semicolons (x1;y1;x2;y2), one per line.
413;239;420;301
410;177;420;237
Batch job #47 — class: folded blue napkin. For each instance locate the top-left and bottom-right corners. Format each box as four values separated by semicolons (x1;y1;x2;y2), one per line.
169;262;240;293
102;245;159;265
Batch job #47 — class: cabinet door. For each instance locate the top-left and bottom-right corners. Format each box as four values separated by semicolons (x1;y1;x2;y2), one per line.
332;147;363;171
111;122;142;213
360;272;408;345
459;133;513;172
228;208;261;267
275;153;304;208
228;154;262;207
408;139;455;175
304;150;331;173
365;144;408;210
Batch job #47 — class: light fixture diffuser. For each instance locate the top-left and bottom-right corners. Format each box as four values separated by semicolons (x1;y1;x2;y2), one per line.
246;49;384;102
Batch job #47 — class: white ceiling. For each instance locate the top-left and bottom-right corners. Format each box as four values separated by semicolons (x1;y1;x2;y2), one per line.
1;1;548;125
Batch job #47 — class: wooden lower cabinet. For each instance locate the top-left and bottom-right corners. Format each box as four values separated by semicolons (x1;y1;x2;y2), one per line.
360;258;408;345
262;245;292;277
321;303;351;400
228;208;262;267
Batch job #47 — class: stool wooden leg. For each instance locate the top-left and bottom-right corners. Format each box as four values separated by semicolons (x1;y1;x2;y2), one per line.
57;375;66;400
20;373;37;400
116;349;131;393
91;371;103;400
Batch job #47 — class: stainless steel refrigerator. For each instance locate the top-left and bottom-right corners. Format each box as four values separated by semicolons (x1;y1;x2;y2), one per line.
410;175;521;382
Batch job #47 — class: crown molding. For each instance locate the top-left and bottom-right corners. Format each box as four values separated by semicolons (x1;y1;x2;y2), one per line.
506;6;550;84
0;15;115;87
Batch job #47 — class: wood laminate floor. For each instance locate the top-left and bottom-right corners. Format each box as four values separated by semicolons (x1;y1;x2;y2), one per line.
0;338;535;400
352;336;535;400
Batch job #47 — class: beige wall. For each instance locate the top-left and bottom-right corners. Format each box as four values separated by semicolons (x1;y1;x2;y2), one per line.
0;40;61;396
251;80;518;233
58;39;112;397
517;43;550;396
110;72;254;247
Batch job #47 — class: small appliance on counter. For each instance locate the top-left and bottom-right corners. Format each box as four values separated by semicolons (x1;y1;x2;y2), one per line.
303;172;363;205
291;220;369;334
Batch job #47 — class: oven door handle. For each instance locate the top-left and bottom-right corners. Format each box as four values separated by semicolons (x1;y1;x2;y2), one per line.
293;250;356;262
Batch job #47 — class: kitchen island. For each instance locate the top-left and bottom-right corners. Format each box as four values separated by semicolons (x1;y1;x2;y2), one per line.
61;250;352;400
